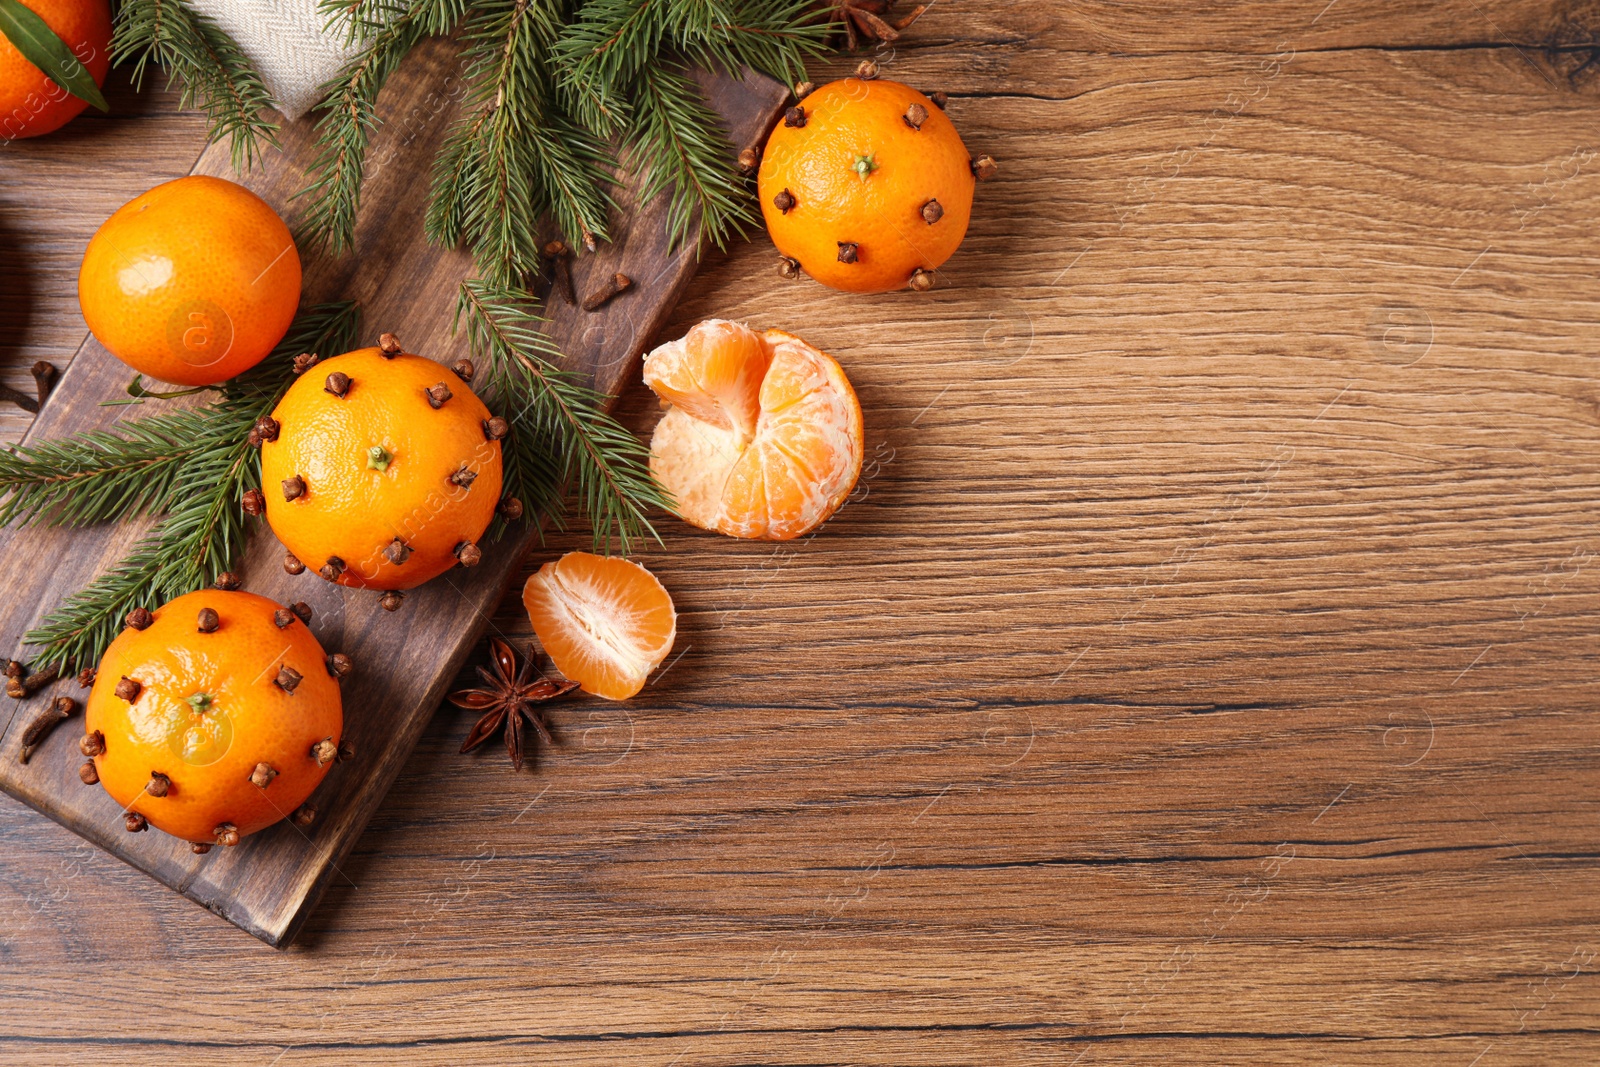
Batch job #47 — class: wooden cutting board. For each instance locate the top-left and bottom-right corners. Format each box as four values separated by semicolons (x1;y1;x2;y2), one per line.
0;42;788;947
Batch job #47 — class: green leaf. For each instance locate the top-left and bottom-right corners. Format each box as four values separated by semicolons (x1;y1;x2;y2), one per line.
0;0;108;111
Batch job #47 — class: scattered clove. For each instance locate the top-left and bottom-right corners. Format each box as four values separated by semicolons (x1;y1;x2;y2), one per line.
78;761;98;784
497;496;524;520
242;488;267;516
909;268;935;292
379;590;406;612
582;273;633;311
793;80;813;99
30;361;57;410
191;842;211;854
337;739;356;763
6;661;58;699
291;805;316;828
76;667;96;689
972;155;999;181
291;601;313;623
326;653;353;680
778;256;802;281
928;90;948;110
541;240;577;306
19;695;76;763
252;415;280;444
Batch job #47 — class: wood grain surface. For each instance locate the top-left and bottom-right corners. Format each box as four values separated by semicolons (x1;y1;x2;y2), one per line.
2;0;1599;1061
0;45;788;946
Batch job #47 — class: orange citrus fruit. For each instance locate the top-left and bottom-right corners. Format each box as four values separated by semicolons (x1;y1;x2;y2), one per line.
644;319;863;540
78;175;302;386
0;0;111;139
759;77;975;293
260;345;506;594
83;589;346;848
523;551;677;701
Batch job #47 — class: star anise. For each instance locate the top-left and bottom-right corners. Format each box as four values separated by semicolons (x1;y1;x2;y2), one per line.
825;0;926;51
451;637;579;770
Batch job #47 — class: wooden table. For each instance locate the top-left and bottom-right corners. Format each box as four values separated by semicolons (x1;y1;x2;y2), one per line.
2;2;1597;1062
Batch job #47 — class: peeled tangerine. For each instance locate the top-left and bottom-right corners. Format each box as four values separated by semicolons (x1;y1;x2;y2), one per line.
644;320;863;541
524;552;676;701
83;590;346;850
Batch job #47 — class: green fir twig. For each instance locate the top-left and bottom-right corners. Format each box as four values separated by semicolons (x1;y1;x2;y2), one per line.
112;0;279;169
20;302;362;671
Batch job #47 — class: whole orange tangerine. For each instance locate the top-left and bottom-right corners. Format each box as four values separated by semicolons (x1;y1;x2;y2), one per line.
0;0;110;139
78;176;302;386
645;320;863;540
523;551;677;701
83;589;345;848
260;345;506;594
759;77;975;293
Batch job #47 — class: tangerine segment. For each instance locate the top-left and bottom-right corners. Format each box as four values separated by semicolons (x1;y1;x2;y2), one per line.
261;348;502;590
523;552;677;701
85;590;342;843
759;78;974;293
78;176;302;387
645;324;863;541
0;0;111;139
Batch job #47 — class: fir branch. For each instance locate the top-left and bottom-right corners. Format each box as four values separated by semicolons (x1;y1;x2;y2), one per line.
112;0;278;170
627;61;750;249
0;410;212;529
455;280;664;552
22;302;362;671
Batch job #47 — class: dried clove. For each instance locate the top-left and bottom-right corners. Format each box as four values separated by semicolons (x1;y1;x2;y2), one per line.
311;739;338;766
324;371;352;398
856;59;879;80
319;556;345;581
483;417;509;441
274;665;303;694
903;103;928;130
290;602;313;623
146;772;170;797
326;653;353;680
284;551;306;575
125;606;154;630
449;466;477;489
214;823;240;847
293;352;320;375
497;496;524;520
378;333;402;358
738;146;760;175
837;242;860;264
242;488;267;516
114;676;141;702
582;273;633;311
426;382;453;409
921;199;944;224
379;590;406;612
773;189;796;214
214;571;242;591
30;361;57;409
928;90;948;110
248;762;278;788
451;359;475;383
6;661;58;699
972;155;999;181
79;730;105;757
784;105;807;128
76;667;96;689
197;607;220;633
282;475;306;501
909;268;935;292
541;240;577;306
455;541;482;567
291;805;316;828
78;761;98;784
778;256;802;280
337;739;356;763
124;812;148;833
274;608;295;629
191;842;211;854
19;695;76;763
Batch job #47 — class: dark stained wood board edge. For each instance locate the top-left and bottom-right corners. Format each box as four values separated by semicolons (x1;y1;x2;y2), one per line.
0;50;790;947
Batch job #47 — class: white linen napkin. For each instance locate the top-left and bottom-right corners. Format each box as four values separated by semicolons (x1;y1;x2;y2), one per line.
186;0;359;121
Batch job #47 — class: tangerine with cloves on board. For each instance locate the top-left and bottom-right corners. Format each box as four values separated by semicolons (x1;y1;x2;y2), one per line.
644;319;863;541
77;176;302;387
82;589;346;850
758;75;986;293
259;342;507;593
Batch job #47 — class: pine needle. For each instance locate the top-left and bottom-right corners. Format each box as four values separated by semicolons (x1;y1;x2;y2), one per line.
455;280;665;553
112;0;279;170
22;302;362;671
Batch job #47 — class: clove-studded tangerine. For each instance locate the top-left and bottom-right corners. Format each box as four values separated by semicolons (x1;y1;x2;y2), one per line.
758;77;985;293
83;590;345;848
259;343;506;592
